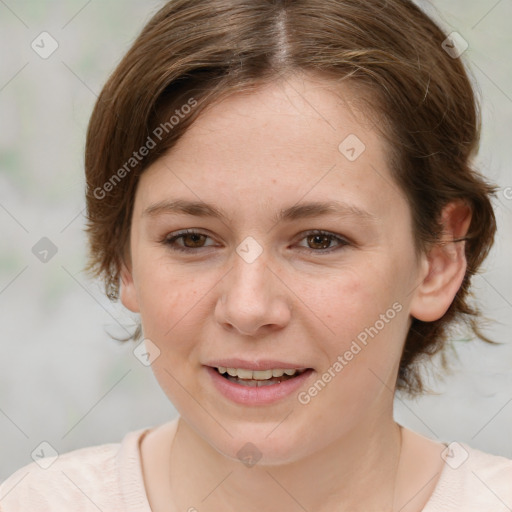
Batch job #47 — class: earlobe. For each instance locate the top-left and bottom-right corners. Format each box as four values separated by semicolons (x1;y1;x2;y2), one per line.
120;262;140;313
410;201;472;322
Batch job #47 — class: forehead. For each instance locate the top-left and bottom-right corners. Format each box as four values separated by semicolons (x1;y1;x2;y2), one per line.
173;74;380;166
135;74;408;223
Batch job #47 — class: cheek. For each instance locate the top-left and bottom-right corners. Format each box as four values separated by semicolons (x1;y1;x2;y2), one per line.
305;262;400;333
303;260;410;376
132;251;205;341
297;270;408;420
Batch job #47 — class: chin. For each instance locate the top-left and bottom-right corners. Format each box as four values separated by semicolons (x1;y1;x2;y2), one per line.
204;420;317;467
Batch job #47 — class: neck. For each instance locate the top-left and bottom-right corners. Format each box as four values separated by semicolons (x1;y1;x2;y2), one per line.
169;411;403;512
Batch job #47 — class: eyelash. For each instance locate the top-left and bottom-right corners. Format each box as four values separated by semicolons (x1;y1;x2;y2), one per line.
162;229;350;254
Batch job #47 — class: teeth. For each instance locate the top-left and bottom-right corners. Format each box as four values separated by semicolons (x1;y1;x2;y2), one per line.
228;377;279;387
216;367;303;380
237;368;254;379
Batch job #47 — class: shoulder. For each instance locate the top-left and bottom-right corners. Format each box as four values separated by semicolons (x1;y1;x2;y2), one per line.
425;441;512;511
0;428;152;512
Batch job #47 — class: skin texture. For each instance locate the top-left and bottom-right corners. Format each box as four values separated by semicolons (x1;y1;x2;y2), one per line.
120;71;471;512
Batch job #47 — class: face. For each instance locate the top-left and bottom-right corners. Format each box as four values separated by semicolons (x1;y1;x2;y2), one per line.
121;72;428;465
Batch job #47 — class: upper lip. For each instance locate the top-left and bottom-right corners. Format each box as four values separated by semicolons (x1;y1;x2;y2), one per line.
205;359;312;371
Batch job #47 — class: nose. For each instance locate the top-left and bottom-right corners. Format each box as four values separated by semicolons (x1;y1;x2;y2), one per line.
214;249;292;336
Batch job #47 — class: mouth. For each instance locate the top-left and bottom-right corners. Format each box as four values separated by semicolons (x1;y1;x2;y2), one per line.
205;362;315;405
213;366;311;387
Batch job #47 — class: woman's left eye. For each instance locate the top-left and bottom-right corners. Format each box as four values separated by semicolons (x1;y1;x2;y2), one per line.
162;229;349;254
296;230;350;253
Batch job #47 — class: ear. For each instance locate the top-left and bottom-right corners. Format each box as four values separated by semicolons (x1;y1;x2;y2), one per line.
410;201;472;322
120;261;140;313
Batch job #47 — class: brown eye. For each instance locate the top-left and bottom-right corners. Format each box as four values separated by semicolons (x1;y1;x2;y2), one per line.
163;230;215;252
180;233;207;248
297;230;350;254
306;234;334;250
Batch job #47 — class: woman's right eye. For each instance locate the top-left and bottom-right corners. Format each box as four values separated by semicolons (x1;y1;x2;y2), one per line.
163;229;215;252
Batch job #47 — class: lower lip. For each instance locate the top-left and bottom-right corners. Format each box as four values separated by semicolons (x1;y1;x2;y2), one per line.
205;366;314;405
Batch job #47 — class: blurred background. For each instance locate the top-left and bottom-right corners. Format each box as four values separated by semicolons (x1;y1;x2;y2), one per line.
0;0;511;479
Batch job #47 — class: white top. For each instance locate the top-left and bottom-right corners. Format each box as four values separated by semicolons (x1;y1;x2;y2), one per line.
1;418;511;511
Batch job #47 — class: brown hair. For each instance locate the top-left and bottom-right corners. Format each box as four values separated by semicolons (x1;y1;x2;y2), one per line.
85;0;498;396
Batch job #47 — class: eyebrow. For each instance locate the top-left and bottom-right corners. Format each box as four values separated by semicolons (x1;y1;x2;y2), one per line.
143;199;377;225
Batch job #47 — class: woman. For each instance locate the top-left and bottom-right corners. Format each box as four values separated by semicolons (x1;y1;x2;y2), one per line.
1;0;510;510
